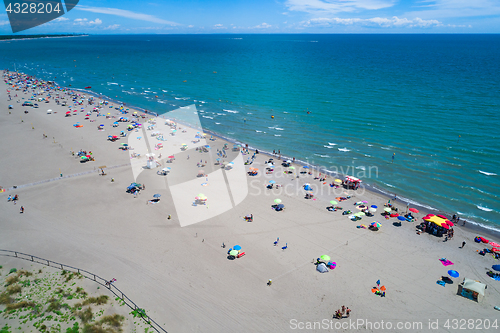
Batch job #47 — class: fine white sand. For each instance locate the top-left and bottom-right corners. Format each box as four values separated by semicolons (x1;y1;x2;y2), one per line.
1;72;500;332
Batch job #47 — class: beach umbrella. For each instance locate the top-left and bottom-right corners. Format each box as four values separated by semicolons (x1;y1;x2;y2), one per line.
492;265;500;272
197;193;207;199
371;205;377;209
446;220;454;227
334;179;342;184
162;167;171;171
320;255;330;261
274;199;282;204
168;155;175;159
437;214;448;219
198;170;205;174
121;143;128;146
489;242;500;248
277;204;285;209
269;180;276;184
362;201;368;204
233;245;242;251
100;124;104;127
441;223;450;230
397;216;406;221
380;286;386;292
369;207;377;213
330;200;338;205
409;208;419;213
354;212;364;217
303;166;310;169
229;250;239;256
384;208;391;213
448;270;459;278
371;222;382;228
153;194;161;198
289;166;295;170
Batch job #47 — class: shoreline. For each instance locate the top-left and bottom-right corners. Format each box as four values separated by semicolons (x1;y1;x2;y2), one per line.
3;70;500;332
16;71;500;239
72;88;500;240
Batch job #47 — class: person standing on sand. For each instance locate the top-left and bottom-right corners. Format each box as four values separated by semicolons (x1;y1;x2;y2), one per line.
461;241;466;248
346;308;351;318
267;279;272;286
20;206;24;213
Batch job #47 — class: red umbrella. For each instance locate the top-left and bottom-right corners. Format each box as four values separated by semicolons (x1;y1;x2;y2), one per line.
445;220;454;227
437;214;448;219
409;208;419;213
441;223;450;230
66;111;71;114
168;155;175;159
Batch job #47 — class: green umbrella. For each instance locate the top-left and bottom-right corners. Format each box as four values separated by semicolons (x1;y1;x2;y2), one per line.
274;199;282;204
330;200;338;205
384;207;391;213
229;250;239;256
320;255;330;261
289;166;295;170
355;212;364;217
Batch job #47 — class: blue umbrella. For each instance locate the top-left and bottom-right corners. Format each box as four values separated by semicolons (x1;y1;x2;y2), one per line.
233;245;242;251
448;270;459;278
397;216;406;221
269;180;276;184
153;194;161;198
492;265;500;272
371;205;378;209
303;166;309;168
304;185;312;191
277;204;285;209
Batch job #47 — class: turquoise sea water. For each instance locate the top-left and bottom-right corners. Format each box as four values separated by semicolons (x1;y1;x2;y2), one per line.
1;34;499;230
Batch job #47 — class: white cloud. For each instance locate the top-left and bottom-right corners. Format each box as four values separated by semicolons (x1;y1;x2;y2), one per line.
286;0;396;14
75;6;179;25
54;17;69;22
301;16;443;27
103;24;120;30
74;18;102;26
405;0;500;19
213;24;227;29
255;22;272;29
188;25;194;28
0;20;9;26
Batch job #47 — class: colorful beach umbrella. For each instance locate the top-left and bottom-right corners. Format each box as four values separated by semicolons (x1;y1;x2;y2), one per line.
371;222;382;228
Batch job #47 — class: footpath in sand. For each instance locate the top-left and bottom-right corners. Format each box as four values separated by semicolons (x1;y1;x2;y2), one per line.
1;72;500;332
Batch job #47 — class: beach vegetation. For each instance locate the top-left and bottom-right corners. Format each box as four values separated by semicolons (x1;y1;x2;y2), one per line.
5;300;35;311
76;307;93;323
8;269;16;275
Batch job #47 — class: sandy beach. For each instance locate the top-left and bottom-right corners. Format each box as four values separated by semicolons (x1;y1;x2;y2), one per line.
1;71;500;332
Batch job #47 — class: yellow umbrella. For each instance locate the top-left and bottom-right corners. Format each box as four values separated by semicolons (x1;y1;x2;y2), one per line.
334;179;342;184
424;215;446;226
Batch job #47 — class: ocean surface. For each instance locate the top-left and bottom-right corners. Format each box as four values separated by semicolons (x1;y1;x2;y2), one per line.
1;34;499;230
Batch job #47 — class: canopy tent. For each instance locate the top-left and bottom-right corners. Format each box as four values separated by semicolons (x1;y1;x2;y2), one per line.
345;175;362;183
423;215;451;228
458;278;486;302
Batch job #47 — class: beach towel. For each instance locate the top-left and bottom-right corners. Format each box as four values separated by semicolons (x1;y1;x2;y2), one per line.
436;280;446;287
439;259;454;266
490;276;500;281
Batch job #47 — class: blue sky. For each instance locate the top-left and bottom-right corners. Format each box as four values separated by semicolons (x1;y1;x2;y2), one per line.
1;0;500;34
